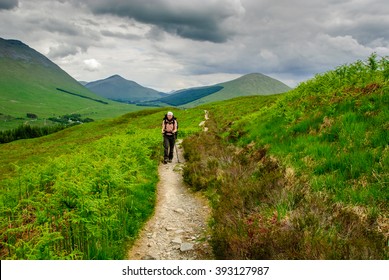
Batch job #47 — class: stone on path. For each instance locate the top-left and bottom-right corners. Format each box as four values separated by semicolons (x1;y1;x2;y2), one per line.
174;208;185;214
180;243;194;252
165;227;176;231
142;255;157;260
172;237;182;244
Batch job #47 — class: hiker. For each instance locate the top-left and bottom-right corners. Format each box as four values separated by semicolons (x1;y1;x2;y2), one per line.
162;111;178;164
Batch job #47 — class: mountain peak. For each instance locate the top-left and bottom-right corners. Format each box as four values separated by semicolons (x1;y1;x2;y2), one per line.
0;38;27;47
84;76;165;103
152;72;291;107
99;74;139;86
0;38;119;120
107;74;124;80
105;75;139;85
243;73;267;78
228;73;270;82
0;37;56;68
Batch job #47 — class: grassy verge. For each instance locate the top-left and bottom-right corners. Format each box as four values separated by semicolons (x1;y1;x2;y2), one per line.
183;55;388;259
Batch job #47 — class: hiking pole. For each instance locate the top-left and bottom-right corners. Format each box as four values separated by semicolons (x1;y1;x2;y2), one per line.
174;143;180;163
174;141;180;163
162;133;167;164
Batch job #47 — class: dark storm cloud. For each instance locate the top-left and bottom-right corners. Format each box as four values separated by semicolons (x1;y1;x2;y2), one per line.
325;17;389;46
78;0;244;43
1;0;388;89
0;0;18;10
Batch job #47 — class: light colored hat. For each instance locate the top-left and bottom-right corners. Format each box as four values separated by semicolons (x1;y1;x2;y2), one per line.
167;111;173;116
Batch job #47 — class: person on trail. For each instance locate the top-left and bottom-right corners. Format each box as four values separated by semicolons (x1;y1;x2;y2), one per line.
162;111;177;164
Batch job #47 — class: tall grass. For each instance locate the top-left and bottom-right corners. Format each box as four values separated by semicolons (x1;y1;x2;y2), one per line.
0;108;204;259
183;54;388;259
1;126;159;259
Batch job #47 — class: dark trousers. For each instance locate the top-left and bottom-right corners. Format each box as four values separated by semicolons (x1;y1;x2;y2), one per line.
163;134;175;160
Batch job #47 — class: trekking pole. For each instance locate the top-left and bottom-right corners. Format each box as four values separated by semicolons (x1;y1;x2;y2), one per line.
175;143;180;163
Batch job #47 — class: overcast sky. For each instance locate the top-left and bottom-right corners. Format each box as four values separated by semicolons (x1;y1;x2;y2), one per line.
1;0;388;92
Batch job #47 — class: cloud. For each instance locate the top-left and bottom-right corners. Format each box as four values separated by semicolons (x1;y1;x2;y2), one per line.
1;0;388;90
146;26;166;41
83;58;101;71
78;0;245;43
41;19;82;36
48;44;79;59
0;0;18;10
24;16;83;37
178;0;389;79
100;30;141;40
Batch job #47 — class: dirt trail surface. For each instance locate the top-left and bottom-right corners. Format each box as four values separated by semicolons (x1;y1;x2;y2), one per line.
127;139;213;260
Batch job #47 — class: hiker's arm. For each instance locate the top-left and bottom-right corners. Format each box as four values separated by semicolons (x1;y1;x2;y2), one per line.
173;120;177;133
161;121;165;134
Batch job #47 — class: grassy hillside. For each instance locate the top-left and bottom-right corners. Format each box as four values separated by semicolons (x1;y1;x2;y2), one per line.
183;73;291;107
0;39;144;130
1;54;387;260
155;85;224;106
85;75;166;103
144;73;290;107
183;54;388;259
0;108;204;259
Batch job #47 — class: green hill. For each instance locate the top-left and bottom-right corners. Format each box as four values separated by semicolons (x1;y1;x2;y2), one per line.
0;107;204;259
0;54;387;260
184;73;291;107
147;73;290;107
183;54;388;259
154;85;224;106
0;38;143;130
85;75;166;103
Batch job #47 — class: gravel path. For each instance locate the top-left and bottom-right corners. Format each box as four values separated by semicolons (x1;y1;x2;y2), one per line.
127;139;213;260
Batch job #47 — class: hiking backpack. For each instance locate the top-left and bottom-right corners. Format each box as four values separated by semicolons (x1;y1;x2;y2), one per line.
163;114;178;137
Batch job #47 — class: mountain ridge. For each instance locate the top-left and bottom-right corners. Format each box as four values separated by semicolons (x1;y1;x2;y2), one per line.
187;72;291;107
0;37;141;130
84;75;166;103
148;72;291;107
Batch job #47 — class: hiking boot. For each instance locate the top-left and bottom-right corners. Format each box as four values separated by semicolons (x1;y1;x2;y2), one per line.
168;159;172;163
163;160;168;164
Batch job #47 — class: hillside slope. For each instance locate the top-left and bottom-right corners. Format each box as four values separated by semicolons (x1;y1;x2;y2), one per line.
0;107;205;259
183;55;388;259
0;38;140;130
1;54;387;260
85;75;166;103
153;85;224;107
151;73;290;107
184;73;291;107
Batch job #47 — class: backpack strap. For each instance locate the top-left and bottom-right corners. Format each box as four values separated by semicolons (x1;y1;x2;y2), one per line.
163;115;178;133
164;120;177;133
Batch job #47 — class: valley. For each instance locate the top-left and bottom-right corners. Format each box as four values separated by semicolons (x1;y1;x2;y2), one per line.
0;39;387;260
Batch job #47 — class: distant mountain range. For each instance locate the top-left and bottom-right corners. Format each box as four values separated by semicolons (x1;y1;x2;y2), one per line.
0;36;292;131
0;38;141;129
141;73;291;107
84;75;166;103
86;72;291;107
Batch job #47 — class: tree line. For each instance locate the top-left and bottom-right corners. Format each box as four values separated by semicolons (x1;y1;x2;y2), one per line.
0;124;66;144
